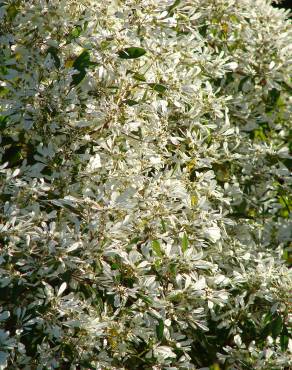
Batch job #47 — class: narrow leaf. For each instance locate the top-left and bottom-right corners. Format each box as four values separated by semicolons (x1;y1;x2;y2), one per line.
181;232;189;252
133;73;146;82
271;315;283;338
118;47;146;59
57;282;67;297
124;99;139;106
152;240;163;257
47;46;60;69
148;83;167;93
156;319;164;341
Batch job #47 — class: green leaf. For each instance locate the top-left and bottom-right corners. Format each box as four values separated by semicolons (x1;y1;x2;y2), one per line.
0;86;9;97
152;240;163;257
7;4;19;20
72;70;86;86
167;0;181;15
271;315;283;339
266;88;281;112
181;232;189;252
47;46;60;68
280;326;289;351
280;81;292;95
68;25;82;41
0;115;8;129
73;50;91;70
148;83;167;93
71;50;98;86
118;47;146;59
238;76;249;92
133;72;146;82
124;99;139;106
156;319;164;341
280;334;289;352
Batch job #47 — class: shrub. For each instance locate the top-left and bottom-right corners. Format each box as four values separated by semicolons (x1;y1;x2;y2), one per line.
0;1;291;369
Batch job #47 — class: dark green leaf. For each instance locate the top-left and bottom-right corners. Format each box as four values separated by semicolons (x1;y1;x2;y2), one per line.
47;46;60;68
118;47;146;59
280;326;289;351
72;70;86;86
238;76;249;92
271;315;283;339
266;88;281;112
73;50;91;71
156;319;164;341
124;99;139;106
0;115;8;129
280;81;292;95
148;83;167;93
3;145;22;167
133;73;146;82
71;50;98;86
280;334;289;352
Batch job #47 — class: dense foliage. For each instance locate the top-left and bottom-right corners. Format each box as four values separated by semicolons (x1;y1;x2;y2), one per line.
0;0;291;369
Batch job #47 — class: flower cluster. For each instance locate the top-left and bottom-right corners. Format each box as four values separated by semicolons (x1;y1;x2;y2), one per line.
0;0;291;369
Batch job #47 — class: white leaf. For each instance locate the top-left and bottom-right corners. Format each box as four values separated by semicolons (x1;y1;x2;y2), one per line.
154;346;176;360
0;351;8;370
234;334;242;347
12;168;20;177
57;282;67;297
204;226;221;243
67;242;80;252
224;62;238;71
0;312;10;321
193;277;206;290
87;154;101;171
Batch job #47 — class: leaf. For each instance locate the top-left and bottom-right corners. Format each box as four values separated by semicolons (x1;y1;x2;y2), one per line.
271;315;283;339
148;83;167;93
156;319;164;341
280;325;289;351
0;311;10;321
57;282;67;297
152;240;163;257
118;47;146;59
238;76;249;92
71;50;98;86
133;72;146;82
73;50;91;70
72;69;86;86
68;25;82;41
281;81;292;95
181;232;189;252
161;218;167;232
266;88;281;112
124;99;139;106
7;4;19;20
47;46;60;68
0;115;8;129
0;351;8;370
167;0;181;15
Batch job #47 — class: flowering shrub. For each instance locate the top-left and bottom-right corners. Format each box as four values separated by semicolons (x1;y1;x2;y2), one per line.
0;0;291;369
